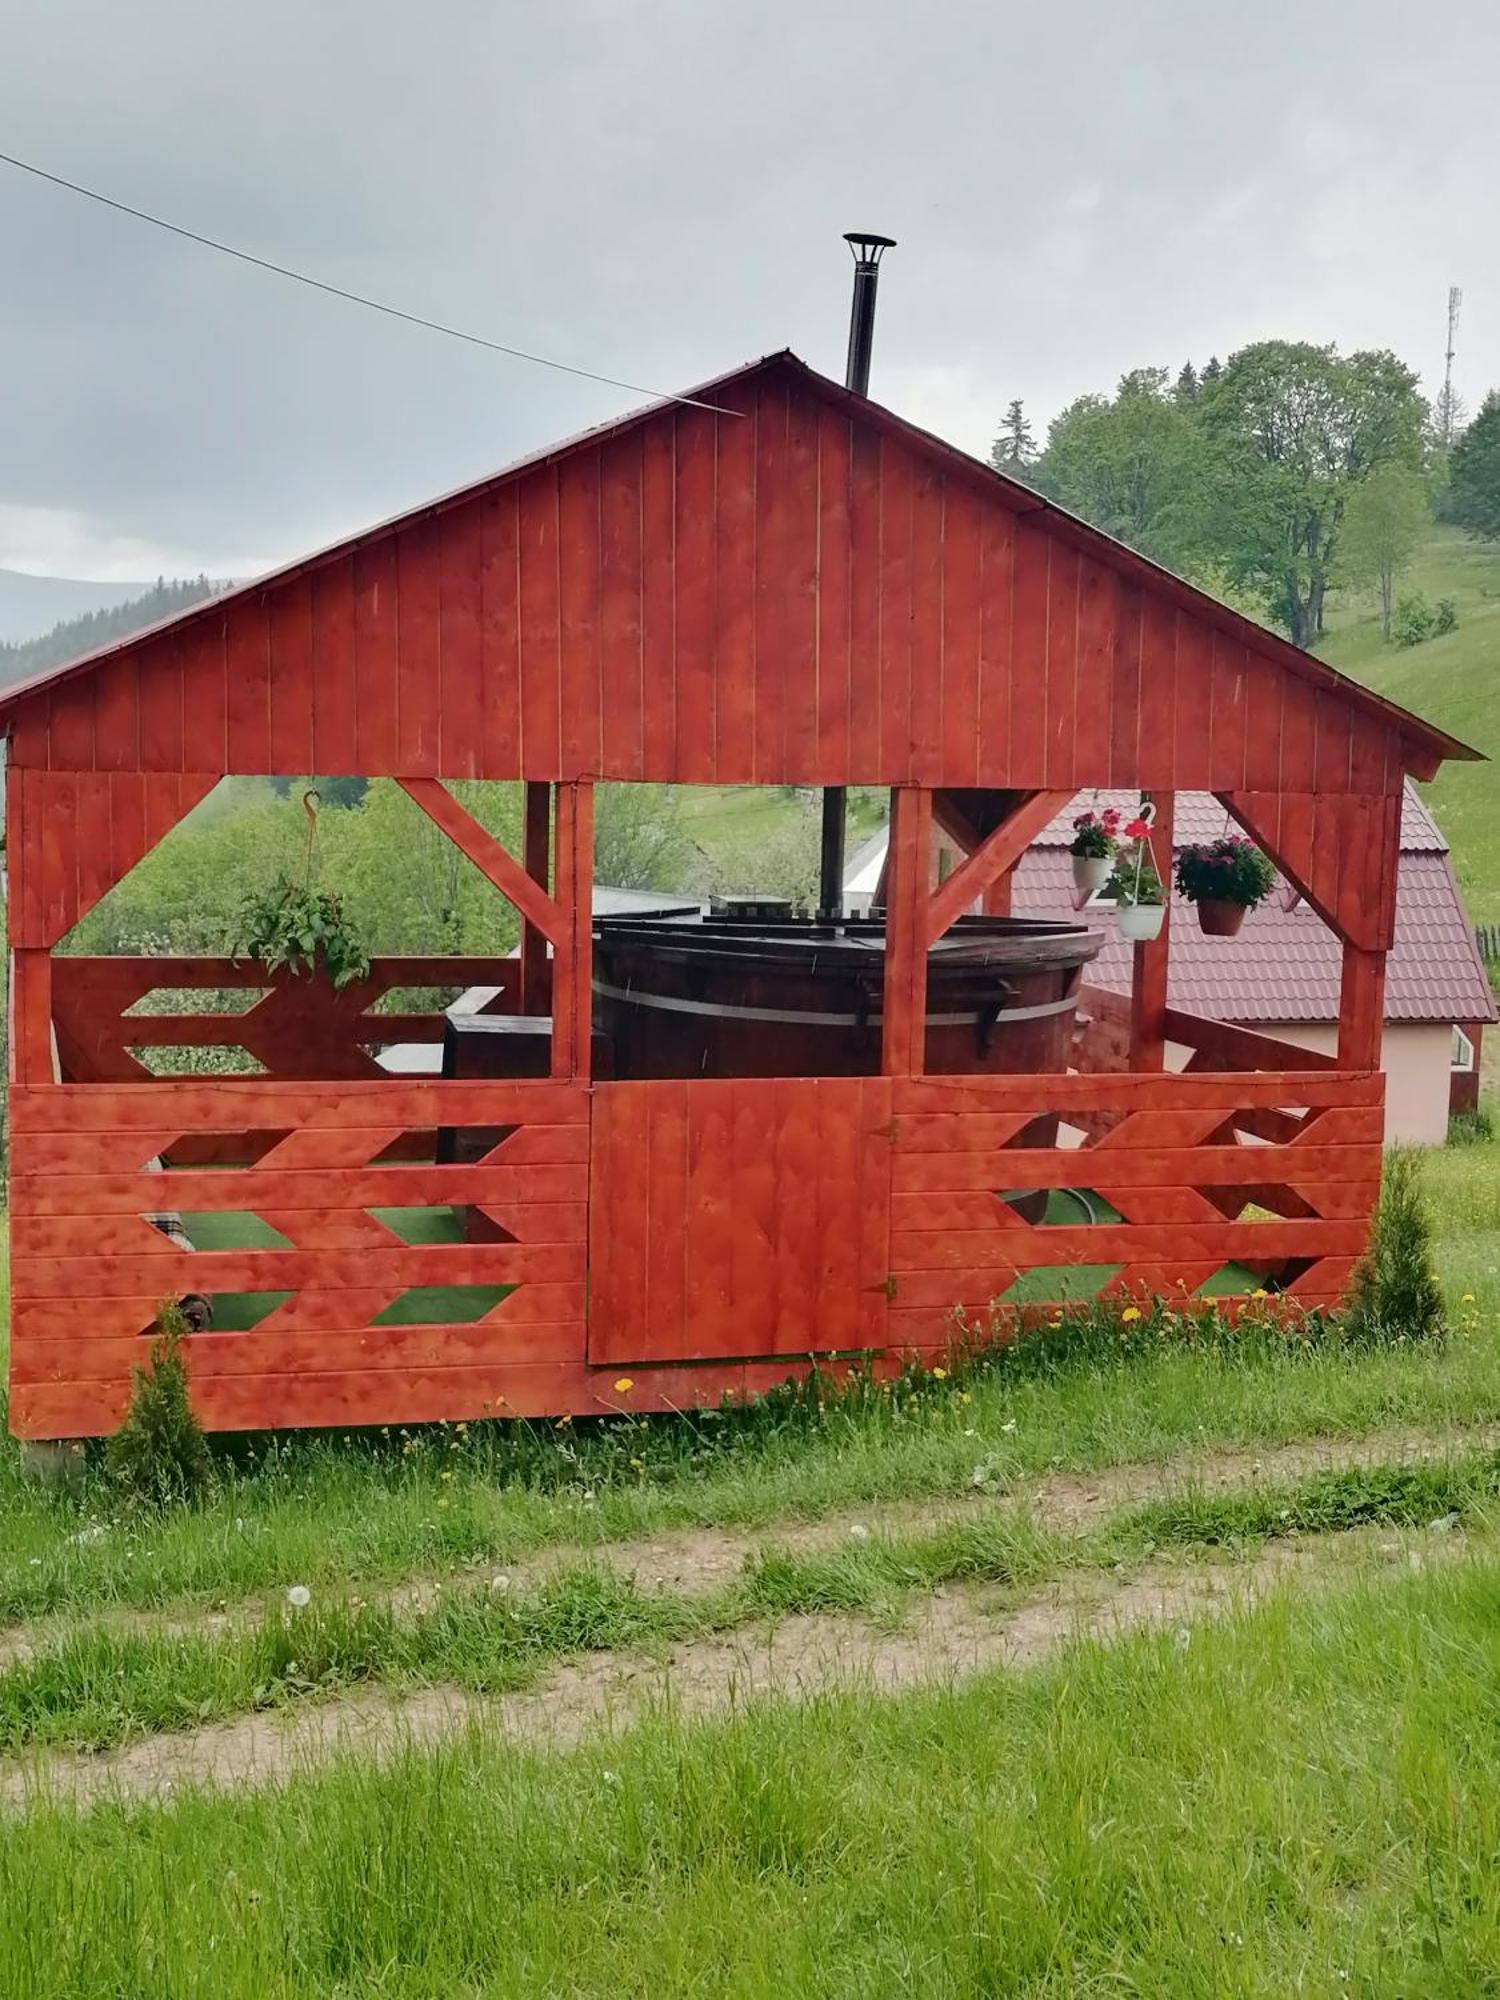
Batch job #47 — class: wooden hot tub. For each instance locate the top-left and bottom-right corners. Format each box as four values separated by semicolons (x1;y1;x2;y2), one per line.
592;910;1105;1082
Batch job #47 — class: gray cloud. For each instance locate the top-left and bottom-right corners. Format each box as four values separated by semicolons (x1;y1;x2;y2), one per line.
2;0;1496;576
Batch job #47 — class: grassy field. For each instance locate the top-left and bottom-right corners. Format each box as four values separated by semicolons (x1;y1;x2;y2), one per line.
1319;523;1500;919
1;1136;1499;1991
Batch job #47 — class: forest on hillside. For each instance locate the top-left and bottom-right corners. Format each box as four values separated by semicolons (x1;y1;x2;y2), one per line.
991;344;1500;652
0;574;219;687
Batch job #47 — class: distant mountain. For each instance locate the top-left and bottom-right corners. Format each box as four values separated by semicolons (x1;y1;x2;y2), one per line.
0;574;222;688
0;569;144;645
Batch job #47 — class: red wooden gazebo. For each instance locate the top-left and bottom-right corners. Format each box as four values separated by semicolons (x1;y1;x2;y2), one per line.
2;352;1475;1440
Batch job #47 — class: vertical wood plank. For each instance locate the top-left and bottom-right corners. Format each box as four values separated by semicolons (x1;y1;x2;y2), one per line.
976;505;1015;787
1107;582;1144;788
599;431;644;783
1338;945;1386;1072
1171;618;1213;785
396;519;443;776
1129;790;1174;1071
645;1079;688;1356
1280;674;1319;793
1243;662;1286;792
1071;559;1115;789
558;450;603;781
816;404;853;784
752;375;789;785
856;1077;894;1345
639;418;677;782
1207;635;1248;793
11;951;54;1085
520;781;551;1015
939;483;982;790
136;639;185;774
311;556;358;776
882;785;932;1076
907;468;946;789
1313;693;1353;796
438;500;484;780
685;1082;736;1351
846;423;883;780
780;387;821;784
1009;521;1050;788
518;468;563;782
181;619;229;775
225;603;272;773
1043;542;1080;788
46;683;95;772
92;656;141;775
877;435;914;781
672;408;717;783
268;574;316;777
354;538;399;777
1135;599;1176;789
713;388;757;786
480;486;522;780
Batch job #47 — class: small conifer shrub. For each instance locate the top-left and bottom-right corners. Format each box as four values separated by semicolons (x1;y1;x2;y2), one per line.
105;1302;214;1505
1343;1148;1445;1345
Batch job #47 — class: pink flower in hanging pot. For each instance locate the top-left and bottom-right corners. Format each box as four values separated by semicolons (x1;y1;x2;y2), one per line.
1124;816;1150;841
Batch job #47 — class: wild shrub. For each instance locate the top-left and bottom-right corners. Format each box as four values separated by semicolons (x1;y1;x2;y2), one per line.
1393;592;1437;648
1433;596;1459;636
1448;1103;1496;1147
105;1303;214;1506
1343;1148;1445;1345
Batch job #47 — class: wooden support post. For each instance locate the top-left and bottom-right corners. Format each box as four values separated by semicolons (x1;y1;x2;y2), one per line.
982;875;1012;917
819;788;846;915
10;950;55;1085
1338;944;1387;1072
520;781;551;1014
1129;792;1173;1073
882;786;932;1077
551;781;595;1081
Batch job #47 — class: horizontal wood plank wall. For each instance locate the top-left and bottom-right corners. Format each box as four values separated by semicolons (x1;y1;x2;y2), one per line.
12;369;1412;808
884;1071;1384;1349
8;1078;590;1438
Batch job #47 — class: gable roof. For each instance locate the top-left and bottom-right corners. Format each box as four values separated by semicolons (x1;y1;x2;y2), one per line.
0;351;1476;782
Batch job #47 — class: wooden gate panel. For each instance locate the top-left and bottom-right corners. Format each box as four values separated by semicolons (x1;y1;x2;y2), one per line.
588;1077;893;1365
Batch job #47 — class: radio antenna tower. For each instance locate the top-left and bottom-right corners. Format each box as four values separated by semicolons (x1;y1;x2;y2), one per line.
1442;286;1463;448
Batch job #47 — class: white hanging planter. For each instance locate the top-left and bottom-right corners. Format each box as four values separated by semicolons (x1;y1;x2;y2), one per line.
1117;901;1166;943
1070;853;1113;898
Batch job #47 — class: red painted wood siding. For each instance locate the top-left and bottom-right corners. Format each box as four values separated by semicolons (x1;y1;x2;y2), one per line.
10;368;1409;810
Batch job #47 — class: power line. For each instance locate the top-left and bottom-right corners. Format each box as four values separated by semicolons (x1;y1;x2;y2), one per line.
0;147;734;414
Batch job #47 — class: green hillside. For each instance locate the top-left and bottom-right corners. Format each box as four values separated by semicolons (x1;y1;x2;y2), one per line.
1318;526;1500;920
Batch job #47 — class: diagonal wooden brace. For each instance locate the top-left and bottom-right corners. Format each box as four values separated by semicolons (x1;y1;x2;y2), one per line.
922;789;1075;948
399;779;567;946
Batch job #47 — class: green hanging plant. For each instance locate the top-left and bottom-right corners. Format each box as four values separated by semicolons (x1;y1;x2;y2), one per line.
234;790;370;990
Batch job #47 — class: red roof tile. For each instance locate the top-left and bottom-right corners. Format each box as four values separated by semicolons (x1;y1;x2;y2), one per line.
1014;786;1495;1026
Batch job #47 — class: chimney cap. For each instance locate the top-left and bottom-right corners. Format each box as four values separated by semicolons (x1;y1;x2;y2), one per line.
844;232;897;263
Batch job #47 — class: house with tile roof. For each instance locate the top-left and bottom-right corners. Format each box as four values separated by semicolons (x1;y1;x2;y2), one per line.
846;784;1496;1143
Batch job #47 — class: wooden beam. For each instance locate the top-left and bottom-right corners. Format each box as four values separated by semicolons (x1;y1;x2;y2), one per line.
882;786;932;1076
10;951;55;1086
551;781;595;1080
922;788;1073;948
399;778;566;947
1129;792;1173;1072
520;781;551;1014
1338;944;1387;1073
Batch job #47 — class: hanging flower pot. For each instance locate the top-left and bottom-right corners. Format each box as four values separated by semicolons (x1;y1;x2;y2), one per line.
1071;852;1113;898
1068;806;1121;904
1174;836;1276;940
1117;900;1166;942
1106;810;1168;944
1195;897;1246;937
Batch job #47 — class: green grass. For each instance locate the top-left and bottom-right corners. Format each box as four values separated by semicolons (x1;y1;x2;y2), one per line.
3;1447;1498;1756
1;1138;1496;1625
1319;523;1500;919
9;1547;1500;1994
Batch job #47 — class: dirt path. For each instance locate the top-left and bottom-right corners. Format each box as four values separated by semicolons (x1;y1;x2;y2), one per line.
3;1415;1492;1672
1;1523;1460;1810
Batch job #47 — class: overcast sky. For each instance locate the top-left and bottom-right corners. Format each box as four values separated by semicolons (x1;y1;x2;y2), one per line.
2;0;1497;581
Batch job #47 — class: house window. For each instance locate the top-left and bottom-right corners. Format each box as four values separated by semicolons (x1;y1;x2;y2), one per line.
1452;1026;1476;1073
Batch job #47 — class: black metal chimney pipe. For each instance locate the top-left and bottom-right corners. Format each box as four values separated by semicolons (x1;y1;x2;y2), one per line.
820;231;897;916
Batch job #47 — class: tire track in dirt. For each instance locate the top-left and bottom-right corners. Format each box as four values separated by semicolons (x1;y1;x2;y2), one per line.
3;1416;1493;1670
0;1523;1468;1810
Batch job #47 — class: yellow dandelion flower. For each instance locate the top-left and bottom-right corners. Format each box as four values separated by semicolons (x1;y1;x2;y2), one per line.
614;1378;634;1394
1463;1293;1477;1305
1121;1306;1142;1324
1251;1288;1269;1300
630;1457;644;1470
932;1366;949;1381
958;1391;972;1405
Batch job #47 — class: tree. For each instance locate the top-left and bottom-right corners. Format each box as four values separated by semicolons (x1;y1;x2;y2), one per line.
1037;367;1215;574
1174;361;1199;405
1336;463;1430;640
1198;341;1426;645
989;400;1040;482
1447;392;1500;540
1200;355;1222;390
